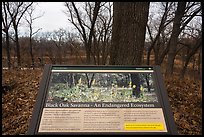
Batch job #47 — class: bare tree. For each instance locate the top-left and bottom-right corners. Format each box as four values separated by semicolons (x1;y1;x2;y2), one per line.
146;2;201;72
179;25;202;78
41;31;57;64
64;2;101;64
24;3;44;68
92;2;113;65
36;34;46;66
146;2;175;65
165;2;187;75
166;2;201;75
51;28;67;64
2;2;13;69
6;2;33;67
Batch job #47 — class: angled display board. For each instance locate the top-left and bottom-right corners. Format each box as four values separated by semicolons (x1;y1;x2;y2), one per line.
27;65;178;135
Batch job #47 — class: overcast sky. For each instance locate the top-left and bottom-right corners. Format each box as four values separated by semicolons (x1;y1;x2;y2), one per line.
18;2;201;38
19;2;72;35
18;2;157;36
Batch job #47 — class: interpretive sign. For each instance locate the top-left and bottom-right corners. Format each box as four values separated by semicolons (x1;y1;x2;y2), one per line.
27;65;178;135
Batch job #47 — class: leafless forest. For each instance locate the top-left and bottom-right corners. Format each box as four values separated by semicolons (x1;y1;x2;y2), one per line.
2;2;202;135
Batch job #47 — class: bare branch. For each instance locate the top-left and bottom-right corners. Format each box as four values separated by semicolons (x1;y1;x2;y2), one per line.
180;6;201;32
71;2;88;43
16;2;33;26
32;28;42;37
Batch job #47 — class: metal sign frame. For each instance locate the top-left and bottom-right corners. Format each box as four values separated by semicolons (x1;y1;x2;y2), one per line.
27;65;178;135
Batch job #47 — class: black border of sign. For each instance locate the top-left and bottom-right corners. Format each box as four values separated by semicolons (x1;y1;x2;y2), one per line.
27;64;51;134
153;66;178;135
27;65;178;135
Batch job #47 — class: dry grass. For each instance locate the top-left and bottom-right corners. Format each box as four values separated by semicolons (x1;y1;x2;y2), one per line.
2;53;202;135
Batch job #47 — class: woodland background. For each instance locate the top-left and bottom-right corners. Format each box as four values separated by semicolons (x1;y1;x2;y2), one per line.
2;2;202;135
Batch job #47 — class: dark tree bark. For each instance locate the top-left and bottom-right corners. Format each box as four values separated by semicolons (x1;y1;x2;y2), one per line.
180;37;201;79
65;2;101;64
146;2;172;65
2;2;12;69
109;2;149;96
24;4;43;68
166;2;201;75
85;73;95;88
5;31;11;69
145;74;150;92
13;25;21;66
68;73;74;88
7;2;33;67
110;2;149;65
29;36;34;68
166;2;186;75
51;28;66;64
131;74;141;97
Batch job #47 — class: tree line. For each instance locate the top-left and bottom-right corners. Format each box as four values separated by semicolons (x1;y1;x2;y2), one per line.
2;2;202;78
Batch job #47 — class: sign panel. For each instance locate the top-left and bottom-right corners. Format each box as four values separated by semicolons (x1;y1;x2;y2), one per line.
27;65;178;135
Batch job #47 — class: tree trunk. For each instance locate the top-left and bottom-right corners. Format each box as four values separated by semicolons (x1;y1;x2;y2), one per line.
29;36;35;68
145;74;150;92
180;54;191;79
180;38;201;79
68;73;74;88
39;47;44;68
131;74;141;97
181;49;186;68
166;2;186;75
197;49;201;75
192;55;196;73
5;31;11;69
86;2;101;64
154;41;160;65
109;2;149;97
58;47;62;64
101;42;106;65
14;25;21;67
110;2;149;65
146;45;153;65
85;44;91;64
85;73;95;88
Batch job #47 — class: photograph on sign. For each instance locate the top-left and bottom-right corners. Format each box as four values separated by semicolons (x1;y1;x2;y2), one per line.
46;72;158;103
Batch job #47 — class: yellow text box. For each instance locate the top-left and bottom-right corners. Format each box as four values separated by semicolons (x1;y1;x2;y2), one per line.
124;122;164;131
